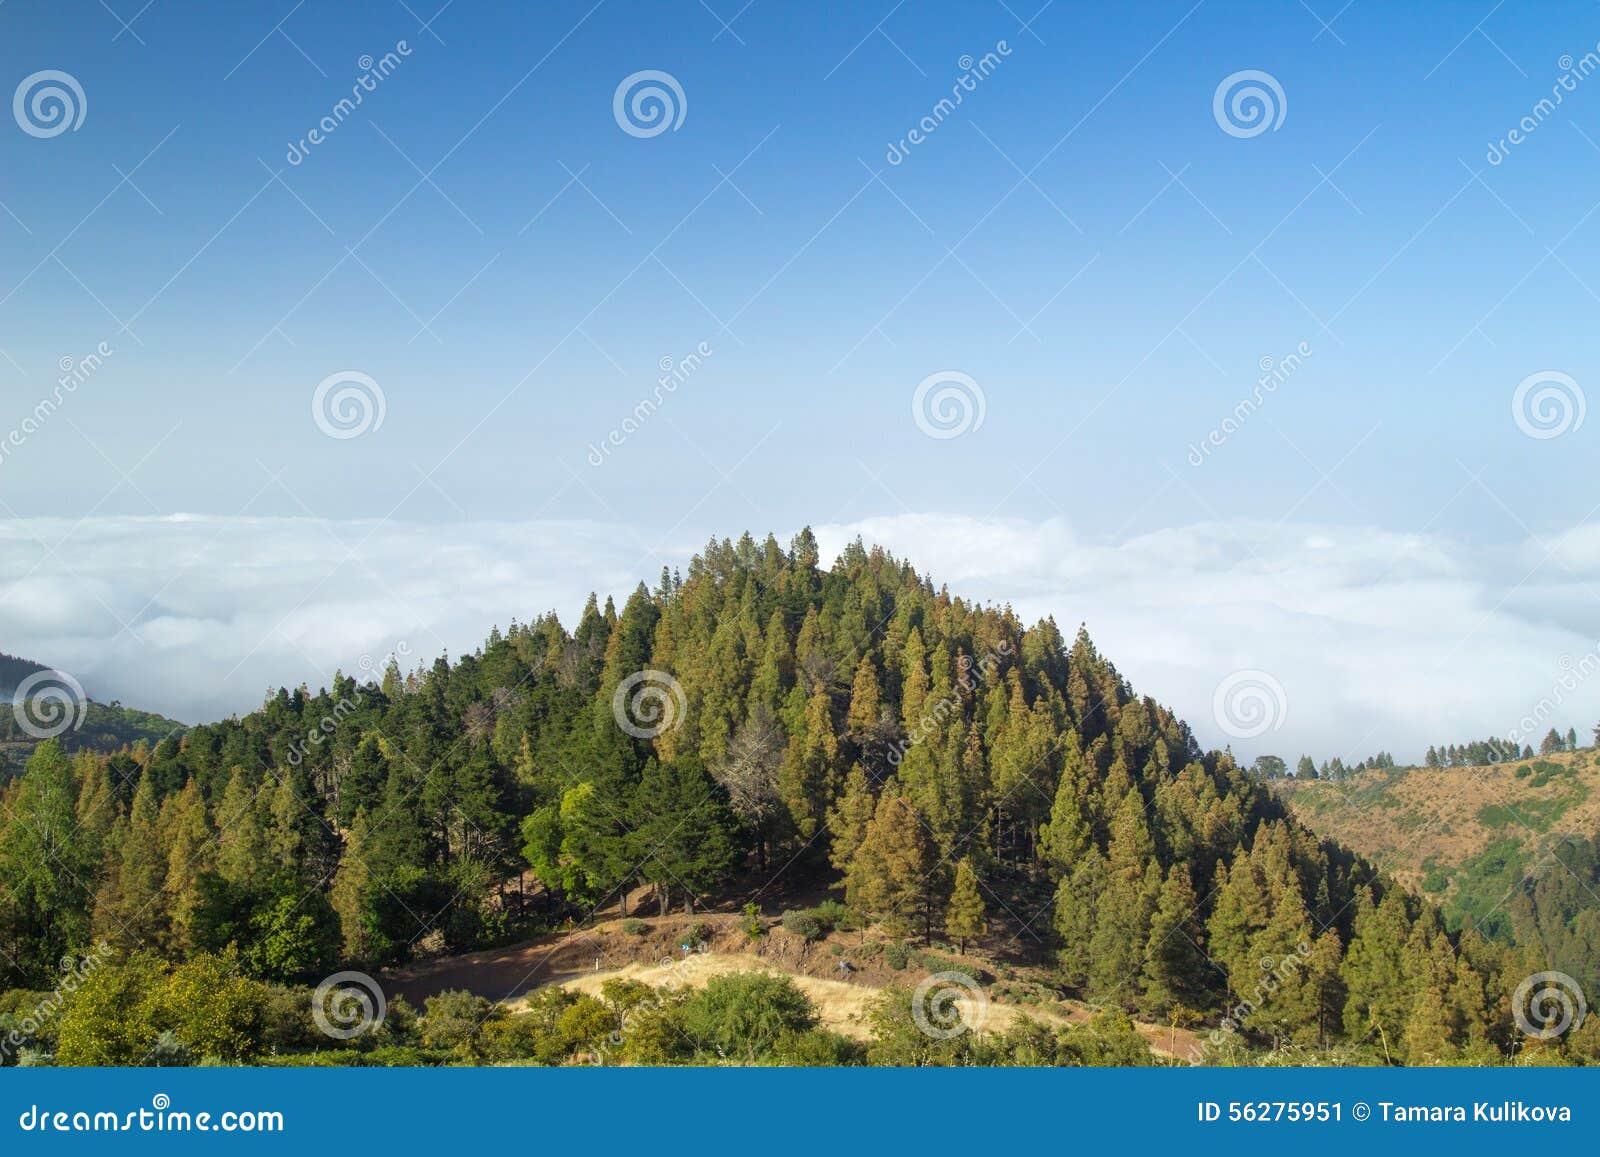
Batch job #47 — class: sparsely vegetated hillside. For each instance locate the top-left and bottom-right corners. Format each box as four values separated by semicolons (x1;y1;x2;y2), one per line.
2;532;1595;1065
1276;750;1600;999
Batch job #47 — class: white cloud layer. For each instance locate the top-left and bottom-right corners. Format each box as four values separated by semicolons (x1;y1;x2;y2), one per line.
4;513;1597;763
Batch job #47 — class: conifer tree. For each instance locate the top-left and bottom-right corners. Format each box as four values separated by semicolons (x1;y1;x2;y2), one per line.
331;807;376;962
1140;864;1208;1015
778;686;839;838
630;757;741;914
845;790;932;938
846;655;882;733
1041;741;1092;873
1248;879;1319;1041
826;763;875;877
1088;858;1160;1001
93;772;167;950
214;771;270;893
1054;847;1107;988
0;742;97;986
1340;887;1413;1055
162;779;214;954
945;858;986;952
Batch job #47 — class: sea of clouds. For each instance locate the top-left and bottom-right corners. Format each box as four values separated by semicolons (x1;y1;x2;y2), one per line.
4;511;1598;763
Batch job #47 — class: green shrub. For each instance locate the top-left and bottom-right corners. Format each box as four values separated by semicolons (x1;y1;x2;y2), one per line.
259;984;326;1052
741;903;765;940
147;1030;191;1067
359;1045;449;1067
781;910;825;941
420;989;500;1051
913;951;983;981
621;918;649;936
472;993;611;1066
772;1028;867;1066
1056;1009;1155;1066
883;942;909;970
680;972;818;1061
0;989;51;1017
56;950;270;1066
683;922;713;947
258;1045;448;1067
811;900;854;931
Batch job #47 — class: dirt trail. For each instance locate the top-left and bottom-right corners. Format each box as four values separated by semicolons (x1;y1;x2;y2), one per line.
387;915;1199;1059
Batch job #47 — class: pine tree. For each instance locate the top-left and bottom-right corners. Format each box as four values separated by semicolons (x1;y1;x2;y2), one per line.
1140;864;1207;1015
1041;740;1092;873
630;757;741;914
1249;879;1319;1042
214;771;270;892
845;790;931;938
778;686;839;838
825;763;875;877
1088;858;1160;1002
331;808;375;962
945;858;986;952
1305;930;1346;1049
1054;847;1106;988
72;754;117;862
93;772;167;950
161;779;214;954
899;628;929;733
846;655;882;733
1206;855;1271;996
1340;887;1412;1056
0;742;98;986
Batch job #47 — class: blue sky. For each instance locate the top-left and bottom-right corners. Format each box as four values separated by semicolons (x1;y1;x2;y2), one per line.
3;0;1599;756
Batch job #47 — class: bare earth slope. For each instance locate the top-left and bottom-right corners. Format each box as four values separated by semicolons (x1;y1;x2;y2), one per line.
387;911;1200;1060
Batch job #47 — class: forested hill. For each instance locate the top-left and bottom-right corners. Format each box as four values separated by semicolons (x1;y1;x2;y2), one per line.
1;531;1587;1064
0;651;48;697
1;651;186;777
